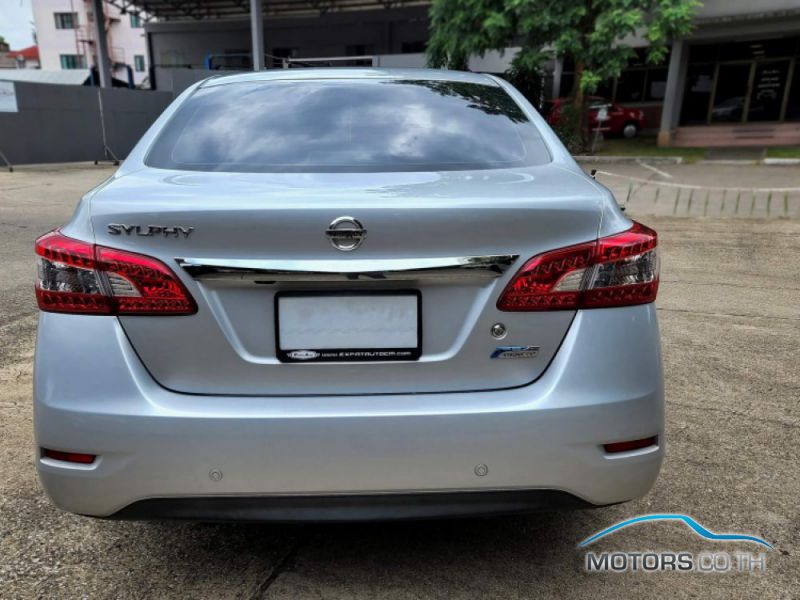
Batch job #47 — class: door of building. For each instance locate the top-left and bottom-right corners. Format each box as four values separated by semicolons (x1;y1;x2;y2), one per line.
747;60;791;122
681;37;800;126
710;63;750;123
708;58;794;124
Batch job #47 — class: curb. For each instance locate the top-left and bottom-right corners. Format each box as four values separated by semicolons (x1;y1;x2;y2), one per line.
576;156;800;166
573;155;684;164
763;158;800;166
699;159;760;165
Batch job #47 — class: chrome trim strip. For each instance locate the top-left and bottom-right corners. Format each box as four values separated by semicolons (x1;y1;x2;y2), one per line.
176;255;519;282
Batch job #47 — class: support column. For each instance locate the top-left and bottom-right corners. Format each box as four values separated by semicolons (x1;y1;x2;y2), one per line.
658;39;689;147
90;0;112;88
551;56;564;99
250;0;265;71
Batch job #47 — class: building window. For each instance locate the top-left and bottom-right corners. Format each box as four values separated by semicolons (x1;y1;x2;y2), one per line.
615;69;647;103
134;55;145;72
220;50;250;69
710;63;750;123
679;65;714;125
54;12;78;29
786;62;800;122
271;47;297;68
558;48;669;103
401;41;426;54
644;67;668;101
160;51;185;67
130;14;143;28
60;54;86;69
345;44;374;57
748;60;791;122
681;36;800;125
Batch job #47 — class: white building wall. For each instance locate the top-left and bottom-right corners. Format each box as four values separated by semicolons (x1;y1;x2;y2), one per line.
109;7;149;84
32;0;85;71
19;57;42;69
32;0;150;85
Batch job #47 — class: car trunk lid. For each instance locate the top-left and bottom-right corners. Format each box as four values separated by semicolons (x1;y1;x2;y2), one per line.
90;165;604;395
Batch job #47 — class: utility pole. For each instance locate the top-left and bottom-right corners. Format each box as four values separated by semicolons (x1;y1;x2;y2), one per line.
250;0;265;70
90;0;112;87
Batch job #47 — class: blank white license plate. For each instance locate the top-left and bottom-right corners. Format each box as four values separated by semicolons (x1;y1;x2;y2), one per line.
276;292;421;362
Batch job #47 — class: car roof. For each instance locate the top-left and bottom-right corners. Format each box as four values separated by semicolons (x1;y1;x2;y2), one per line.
200;68;499;88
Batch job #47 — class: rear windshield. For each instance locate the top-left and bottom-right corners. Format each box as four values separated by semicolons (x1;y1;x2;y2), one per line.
145;79;551;172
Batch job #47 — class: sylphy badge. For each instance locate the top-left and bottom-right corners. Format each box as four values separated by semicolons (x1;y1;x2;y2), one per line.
491;346;540;359
108;224;194;238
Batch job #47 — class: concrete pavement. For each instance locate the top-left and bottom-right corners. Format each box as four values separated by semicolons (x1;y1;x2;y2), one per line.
587;162;800;219
0;164;798;598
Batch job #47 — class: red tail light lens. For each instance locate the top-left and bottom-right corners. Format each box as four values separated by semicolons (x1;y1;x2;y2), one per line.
583;222;659;308
35;230;196;315
95;246;197;315
603;436;658;454
42;448;96;464
497;221;659;311
35;232;112;314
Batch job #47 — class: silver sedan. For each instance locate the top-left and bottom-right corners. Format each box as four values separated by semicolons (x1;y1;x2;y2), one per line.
34;68;663;520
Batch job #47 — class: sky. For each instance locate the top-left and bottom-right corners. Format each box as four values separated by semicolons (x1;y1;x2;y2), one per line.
0;0;35;49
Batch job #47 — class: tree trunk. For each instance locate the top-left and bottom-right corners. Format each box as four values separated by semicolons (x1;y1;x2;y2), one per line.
570;60;588;152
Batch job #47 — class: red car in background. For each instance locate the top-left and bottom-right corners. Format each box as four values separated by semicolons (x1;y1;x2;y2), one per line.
543;97;646;138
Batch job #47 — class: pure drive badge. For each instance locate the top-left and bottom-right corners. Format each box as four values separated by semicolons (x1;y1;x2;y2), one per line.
286;350;320;361
491;346;540;359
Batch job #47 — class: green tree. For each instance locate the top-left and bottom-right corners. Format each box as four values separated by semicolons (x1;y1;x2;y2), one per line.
427;0;699;151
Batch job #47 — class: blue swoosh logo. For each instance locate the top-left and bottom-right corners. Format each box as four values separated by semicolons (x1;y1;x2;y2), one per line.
579;514;772;549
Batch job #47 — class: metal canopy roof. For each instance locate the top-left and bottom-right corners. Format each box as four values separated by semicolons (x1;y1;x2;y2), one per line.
107;0;429;21
0;69;93;86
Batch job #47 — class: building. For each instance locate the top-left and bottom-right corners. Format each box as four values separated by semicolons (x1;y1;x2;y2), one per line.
146;5;431;70
142;4;515;98
551;2;800;147
0;39;16;69
31;0;151;86
74;0;800;146
654;1;800;147
0;68;96;85
0;40;37;69
5;46;41;69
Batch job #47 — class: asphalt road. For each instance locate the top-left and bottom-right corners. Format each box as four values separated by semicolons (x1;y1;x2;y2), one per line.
0;163;798;598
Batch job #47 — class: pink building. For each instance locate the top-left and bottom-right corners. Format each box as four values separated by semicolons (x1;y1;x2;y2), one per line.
31;0;151;86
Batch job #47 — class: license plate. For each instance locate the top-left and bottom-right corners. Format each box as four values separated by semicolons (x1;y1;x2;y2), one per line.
276;291;421;363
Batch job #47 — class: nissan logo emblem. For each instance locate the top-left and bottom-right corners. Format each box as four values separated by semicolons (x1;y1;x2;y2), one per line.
325;216;366;251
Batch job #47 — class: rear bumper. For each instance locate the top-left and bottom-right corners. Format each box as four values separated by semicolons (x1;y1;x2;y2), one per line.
110;490;599;522
34;305;664;519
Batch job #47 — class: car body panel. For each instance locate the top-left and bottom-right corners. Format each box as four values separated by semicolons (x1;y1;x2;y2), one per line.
35;69;662;519
35;304;663;517
86;165;606;395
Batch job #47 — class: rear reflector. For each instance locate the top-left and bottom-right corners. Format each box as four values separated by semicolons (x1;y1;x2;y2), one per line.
42;448;96;464
35;230;196;315
497;221;659;311
603;436;658;454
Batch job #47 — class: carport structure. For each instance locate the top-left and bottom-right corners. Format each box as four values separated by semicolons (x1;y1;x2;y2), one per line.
100;0;429;80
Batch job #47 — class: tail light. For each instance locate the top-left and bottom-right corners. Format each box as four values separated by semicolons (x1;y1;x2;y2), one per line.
497;221;659;311
35;230;196;315
42;448;96;464
603;436;658;454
